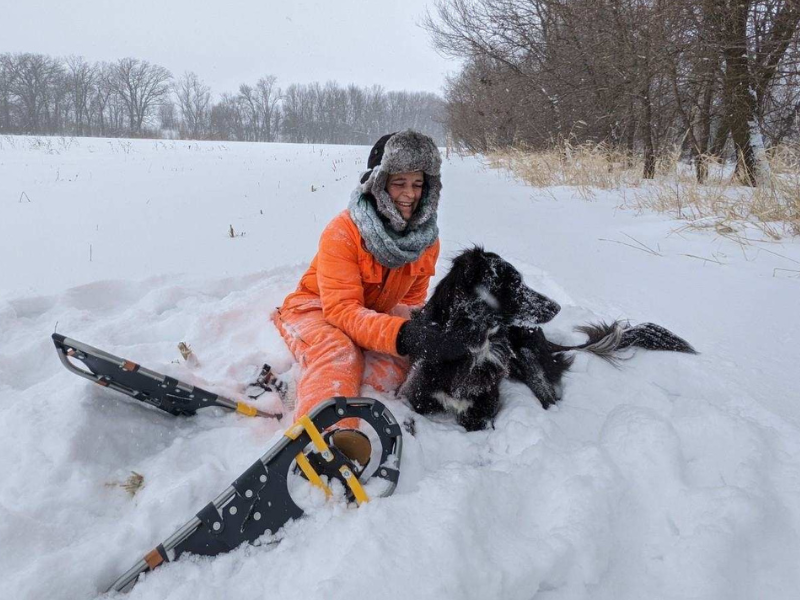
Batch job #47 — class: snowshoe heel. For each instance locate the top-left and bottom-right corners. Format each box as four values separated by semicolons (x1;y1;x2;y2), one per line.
327;429;371;474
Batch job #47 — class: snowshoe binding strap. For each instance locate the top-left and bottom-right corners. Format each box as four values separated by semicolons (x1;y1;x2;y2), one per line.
107;396;402;594
51;334;278;419
286;417;370;504
245;363;288;400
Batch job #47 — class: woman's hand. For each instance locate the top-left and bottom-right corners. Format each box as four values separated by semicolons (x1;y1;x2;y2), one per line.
396;320;471;362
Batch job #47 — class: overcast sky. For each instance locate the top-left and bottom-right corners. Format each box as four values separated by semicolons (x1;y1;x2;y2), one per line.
4;0;458;97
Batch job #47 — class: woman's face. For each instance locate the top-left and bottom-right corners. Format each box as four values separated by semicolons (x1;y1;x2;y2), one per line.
386;171;424;221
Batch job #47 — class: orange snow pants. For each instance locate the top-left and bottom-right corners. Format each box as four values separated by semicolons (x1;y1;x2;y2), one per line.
272;305;410;428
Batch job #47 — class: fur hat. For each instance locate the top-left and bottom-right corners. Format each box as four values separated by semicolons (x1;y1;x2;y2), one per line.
358;130;442;233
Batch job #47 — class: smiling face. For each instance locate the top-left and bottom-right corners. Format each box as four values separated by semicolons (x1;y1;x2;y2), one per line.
386;171;425;221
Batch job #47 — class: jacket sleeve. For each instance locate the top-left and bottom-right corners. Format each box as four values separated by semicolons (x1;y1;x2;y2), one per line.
316;220;405;355
400;274;432;308
400;239;440;307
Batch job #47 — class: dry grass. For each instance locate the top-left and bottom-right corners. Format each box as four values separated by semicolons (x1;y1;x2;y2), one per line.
631;147;800;239
486;141;800;238
105;471;145;497
485;142;642;200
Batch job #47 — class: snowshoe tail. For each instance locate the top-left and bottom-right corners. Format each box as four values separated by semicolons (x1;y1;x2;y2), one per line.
107;396;402;593
52;334;278;419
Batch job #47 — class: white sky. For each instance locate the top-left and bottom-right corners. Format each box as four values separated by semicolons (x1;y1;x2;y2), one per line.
3;0;457;97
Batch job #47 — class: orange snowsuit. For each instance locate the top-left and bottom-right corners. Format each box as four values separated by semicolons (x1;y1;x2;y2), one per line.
273;210;439;424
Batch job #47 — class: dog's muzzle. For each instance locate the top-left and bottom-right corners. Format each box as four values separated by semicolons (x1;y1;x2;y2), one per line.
517;288;561;324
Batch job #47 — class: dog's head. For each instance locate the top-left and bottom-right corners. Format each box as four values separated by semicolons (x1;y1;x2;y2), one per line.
423;247;561;326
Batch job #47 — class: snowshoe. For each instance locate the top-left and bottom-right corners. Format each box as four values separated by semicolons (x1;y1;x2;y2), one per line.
107;396;403;593
52;334;278;419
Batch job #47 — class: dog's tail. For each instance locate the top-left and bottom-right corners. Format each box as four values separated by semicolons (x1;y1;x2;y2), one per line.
548;321;697;363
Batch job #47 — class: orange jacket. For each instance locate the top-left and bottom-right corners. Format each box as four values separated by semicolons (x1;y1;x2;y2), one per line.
280;210;439;356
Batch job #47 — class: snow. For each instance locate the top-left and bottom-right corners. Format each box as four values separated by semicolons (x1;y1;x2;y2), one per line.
747;119;773;183
1;135;799;599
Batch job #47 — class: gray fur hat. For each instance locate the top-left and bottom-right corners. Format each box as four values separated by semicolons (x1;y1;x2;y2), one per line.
358;130;442;233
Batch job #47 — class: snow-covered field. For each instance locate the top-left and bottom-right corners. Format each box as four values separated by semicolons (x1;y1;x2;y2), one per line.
1;135;799;600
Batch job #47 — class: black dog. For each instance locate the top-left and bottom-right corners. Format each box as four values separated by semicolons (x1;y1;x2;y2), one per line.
399;247;696;431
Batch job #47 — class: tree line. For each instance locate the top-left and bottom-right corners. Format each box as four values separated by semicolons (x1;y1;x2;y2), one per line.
425;0;800;185
0;53;446;145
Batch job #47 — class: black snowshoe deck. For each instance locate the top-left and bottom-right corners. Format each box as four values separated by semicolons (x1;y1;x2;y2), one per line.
108;396;403;593
52;333;278;418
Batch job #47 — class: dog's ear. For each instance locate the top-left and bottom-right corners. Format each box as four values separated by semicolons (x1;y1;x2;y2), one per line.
422;261;461;324
423;249;482;323
455;247;484;285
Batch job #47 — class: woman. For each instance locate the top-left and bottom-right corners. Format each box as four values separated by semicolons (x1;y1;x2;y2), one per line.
272;130;468;464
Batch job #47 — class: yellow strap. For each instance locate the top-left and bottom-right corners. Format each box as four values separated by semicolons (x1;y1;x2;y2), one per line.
284;413;368;505
340;465;370;505
235;402;258;417
284;416;309;440
285;415;331;457
295;452;331;498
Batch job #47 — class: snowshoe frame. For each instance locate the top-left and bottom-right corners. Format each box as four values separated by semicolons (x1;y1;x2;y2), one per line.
108;396;402;593
51;333;277;418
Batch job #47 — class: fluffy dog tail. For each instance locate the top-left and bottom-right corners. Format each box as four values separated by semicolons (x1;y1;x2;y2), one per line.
549;321;697;362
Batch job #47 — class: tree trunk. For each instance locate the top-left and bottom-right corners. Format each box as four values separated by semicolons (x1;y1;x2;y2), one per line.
721;0;771;186
710;118;729;158
696;51;719;184
641;79;656;179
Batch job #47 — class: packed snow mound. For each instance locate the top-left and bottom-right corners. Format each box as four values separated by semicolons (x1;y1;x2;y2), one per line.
1;137;799;599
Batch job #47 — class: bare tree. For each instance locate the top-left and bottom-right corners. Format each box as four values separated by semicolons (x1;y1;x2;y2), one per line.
711;0;800;184
175;71;211;139
238;78;282;142
65;55;96;136
0;51;444;144
345;84;368;143
6;53;64;134
210;92;246;141
364;84;388;142
109;58;172;136
426;0;800;185
0;53;14;133
255;75;281;142
91;62;118;136
159;100;177;131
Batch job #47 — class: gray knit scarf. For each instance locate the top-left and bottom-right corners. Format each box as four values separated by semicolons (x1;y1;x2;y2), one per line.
348;189;439;269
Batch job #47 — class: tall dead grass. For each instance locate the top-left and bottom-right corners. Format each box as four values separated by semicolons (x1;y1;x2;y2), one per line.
486;143;642;199
486;141;800;238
